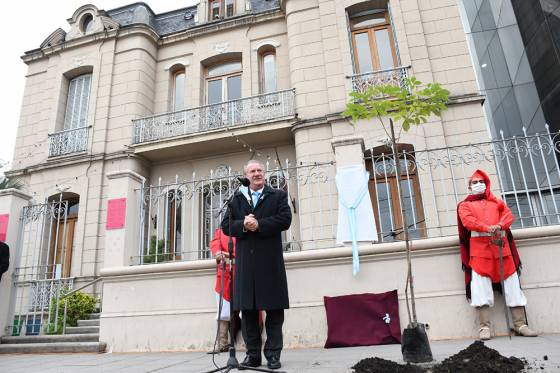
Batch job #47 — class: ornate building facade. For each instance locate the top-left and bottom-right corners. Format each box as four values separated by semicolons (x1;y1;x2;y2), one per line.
2;0;559;352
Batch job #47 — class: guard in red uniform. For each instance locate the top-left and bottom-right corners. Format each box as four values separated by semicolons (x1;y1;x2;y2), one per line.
209;228;262;354
210;228;236;352
457;169;537;340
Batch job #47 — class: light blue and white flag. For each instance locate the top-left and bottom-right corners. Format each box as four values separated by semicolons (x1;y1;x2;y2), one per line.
336;165;378;276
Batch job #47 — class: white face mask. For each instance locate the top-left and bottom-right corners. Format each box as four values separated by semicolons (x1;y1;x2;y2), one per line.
471;182;486;195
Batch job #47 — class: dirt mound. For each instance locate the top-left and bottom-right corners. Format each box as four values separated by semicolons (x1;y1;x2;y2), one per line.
352;341;528;373
432;340;526;373
352;357;425;373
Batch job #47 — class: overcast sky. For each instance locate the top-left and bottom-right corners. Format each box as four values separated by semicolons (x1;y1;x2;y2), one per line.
0;0;197;172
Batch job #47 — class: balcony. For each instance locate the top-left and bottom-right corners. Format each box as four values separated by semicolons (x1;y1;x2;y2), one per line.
48;126;90;157
132;89;296;145
349;66;410;93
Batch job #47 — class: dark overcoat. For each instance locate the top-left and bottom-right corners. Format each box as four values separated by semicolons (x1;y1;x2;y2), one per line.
0;241;9;282
221;185;291;311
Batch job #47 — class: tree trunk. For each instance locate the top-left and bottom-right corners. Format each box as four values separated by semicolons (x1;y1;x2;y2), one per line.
389;118;417;326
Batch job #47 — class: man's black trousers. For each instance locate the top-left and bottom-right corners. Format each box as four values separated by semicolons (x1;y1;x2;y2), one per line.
242;309;284;360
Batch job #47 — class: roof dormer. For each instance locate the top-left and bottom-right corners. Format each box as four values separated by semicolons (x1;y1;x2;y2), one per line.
65;4;119;42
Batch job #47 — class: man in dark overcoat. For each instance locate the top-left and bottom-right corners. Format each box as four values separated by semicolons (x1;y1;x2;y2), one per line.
222;160;291;370
0;241;9;283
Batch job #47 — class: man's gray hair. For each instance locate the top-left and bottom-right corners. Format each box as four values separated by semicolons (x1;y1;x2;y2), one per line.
243;159;265;175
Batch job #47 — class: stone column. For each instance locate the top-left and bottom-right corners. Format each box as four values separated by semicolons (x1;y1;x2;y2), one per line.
331;136;366;168
103;170;145;269
0;189;32;336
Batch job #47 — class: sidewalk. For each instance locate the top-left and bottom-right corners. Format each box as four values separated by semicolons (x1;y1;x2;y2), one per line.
1;335;559;372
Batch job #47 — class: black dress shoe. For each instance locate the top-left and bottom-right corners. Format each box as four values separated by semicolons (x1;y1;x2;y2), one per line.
239;355;261;370
267;356;282;370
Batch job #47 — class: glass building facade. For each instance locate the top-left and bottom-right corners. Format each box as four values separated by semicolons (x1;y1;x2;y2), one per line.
512;0;560;134
458;0;560;138
459;0;560;226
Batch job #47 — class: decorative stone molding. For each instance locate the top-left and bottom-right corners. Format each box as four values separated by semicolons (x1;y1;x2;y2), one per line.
72;56;86;68
252;39;281;51
65;4;120;42
164;60;191;71
331;136;365;152
331;136;366;169
213;42;230;54
0;189;33;201
99;16;120;32
106;169;146;184
40;28;67;49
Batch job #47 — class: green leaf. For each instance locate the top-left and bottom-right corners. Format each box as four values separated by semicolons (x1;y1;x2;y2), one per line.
342;75;450;133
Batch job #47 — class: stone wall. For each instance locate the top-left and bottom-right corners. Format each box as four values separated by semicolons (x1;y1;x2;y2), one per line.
99;225;560;351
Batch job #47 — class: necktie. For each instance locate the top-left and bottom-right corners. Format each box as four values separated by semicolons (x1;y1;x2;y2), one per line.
252;191;260;207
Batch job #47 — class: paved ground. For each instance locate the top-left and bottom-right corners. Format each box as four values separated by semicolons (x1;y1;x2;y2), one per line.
1;334;559;372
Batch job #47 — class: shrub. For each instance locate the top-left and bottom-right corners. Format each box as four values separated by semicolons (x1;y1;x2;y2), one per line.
143;235;172;263
45;291;96;334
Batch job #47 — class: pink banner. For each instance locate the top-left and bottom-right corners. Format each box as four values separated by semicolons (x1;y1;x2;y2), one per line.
0;214;9;242
106;198;126;230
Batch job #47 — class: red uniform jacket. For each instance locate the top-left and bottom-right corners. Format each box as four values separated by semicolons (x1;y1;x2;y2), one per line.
457;169;522;299
210;228;236;302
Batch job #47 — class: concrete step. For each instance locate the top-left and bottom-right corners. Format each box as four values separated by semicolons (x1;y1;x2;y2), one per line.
65;326;99;334
0;341;106;354
89;313;100;320
1;334;99;344
77;319;99;327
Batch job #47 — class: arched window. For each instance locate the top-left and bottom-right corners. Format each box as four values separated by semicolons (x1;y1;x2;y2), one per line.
44;193;80;278
172;69;186;111
206;61;242;104
365;144;424;242
202;176;235;259
259;48;277;94
166;189;183;259
205;60;242;127
81;14;94;33
63;74;92;130
349;4;397;73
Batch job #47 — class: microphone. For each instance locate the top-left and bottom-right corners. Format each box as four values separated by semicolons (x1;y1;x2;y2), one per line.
237;177;250;187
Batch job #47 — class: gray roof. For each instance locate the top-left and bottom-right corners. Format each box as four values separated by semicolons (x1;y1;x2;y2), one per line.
106;1;280;37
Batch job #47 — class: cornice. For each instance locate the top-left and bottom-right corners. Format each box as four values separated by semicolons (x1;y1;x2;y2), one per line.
291;93;484;134
100;224;560;278
6;151;150;177
22;9;284;63
22;24;162;63
291;114;347;133
106;169;146;183
160;9;285;46
447;93;485;106
0;188;33;201
22;28;120;63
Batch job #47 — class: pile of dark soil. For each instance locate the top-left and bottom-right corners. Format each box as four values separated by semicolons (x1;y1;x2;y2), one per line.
352;341;528;373
432;341;526;373
352;357;425;373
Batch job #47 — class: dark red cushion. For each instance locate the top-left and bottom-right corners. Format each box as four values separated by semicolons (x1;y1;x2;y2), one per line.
324;290;401;348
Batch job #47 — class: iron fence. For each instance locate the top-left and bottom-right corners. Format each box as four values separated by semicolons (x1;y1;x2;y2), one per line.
365;127;560;241
135;160;337;264
133;129;560;263
48;126;89;157
132;89;296;144
349;66;410;93
6;200;75;336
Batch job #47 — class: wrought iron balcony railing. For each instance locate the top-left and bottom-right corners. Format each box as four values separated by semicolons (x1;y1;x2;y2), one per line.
48;126;90;157
132;89;296;144
349;66;410;93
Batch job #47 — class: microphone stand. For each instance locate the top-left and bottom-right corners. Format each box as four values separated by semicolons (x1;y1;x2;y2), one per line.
205;180;283;373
